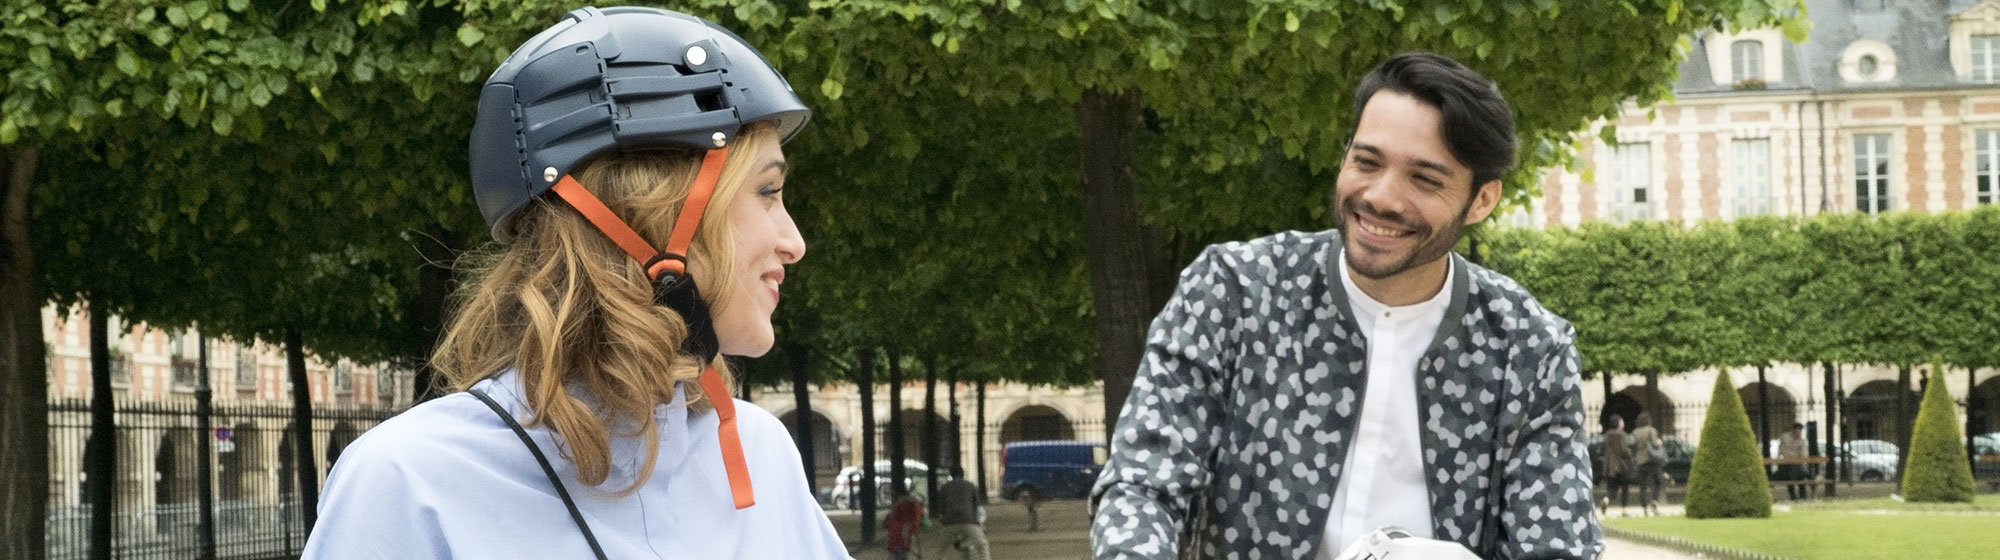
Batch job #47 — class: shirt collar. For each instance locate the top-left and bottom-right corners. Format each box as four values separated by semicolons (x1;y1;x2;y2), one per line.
1337;250;1455;322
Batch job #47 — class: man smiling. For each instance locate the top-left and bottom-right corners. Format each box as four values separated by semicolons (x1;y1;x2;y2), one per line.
1090;53;1601;559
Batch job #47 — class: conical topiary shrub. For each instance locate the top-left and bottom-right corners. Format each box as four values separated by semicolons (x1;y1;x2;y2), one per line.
1902;363;1976;503
1685;371;1771;518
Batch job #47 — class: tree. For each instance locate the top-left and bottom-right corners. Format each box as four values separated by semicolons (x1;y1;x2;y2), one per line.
1685;371;1772;518
1902;361;1976;503
764;0;1814;431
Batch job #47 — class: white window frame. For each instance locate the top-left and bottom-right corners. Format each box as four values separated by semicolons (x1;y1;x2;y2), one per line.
1854;133;1892;215
1732;138;1772;217
1732;40;1765;84
1977;129;2000;206
1608;142;1653;223
1975;35;2000;83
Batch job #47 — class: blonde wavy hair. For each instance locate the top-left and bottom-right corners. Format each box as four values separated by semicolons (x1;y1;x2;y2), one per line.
434;122;779;491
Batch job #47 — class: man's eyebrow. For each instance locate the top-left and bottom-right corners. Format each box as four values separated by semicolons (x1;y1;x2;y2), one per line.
1354;143;1459;178
1410;157;1458;178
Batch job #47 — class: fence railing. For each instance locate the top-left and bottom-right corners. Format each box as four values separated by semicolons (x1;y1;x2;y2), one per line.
46;398;398;559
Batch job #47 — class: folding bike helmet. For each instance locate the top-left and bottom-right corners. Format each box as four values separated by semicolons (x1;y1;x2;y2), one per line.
466;6;810;512
470;6;809;240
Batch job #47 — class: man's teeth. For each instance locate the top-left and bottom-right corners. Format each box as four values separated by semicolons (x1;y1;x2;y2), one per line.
1360;221;1409;237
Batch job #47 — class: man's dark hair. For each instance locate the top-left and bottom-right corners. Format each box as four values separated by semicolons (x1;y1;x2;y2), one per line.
949;465;965;478
1351;52;1518;187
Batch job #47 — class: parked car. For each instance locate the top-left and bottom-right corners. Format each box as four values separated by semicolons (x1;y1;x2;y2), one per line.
826;459;941;510
1967;432;2000;482
1840;440;1900;482
1000;440;1105;500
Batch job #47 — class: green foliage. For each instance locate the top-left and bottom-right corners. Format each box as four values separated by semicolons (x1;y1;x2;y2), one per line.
1685;371;1772;519
2;0;1815;373
1491;205;2000;378
1902;361;1976;503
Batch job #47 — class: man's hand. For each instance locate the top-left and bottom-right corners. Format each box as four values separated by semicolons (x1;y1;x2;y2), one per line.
1333;527;1484;560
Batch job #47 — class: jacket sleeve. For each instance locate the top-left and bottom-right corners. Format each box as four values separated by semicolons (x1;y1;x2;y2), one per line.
1090;248;1239;560
1495;334;1605;560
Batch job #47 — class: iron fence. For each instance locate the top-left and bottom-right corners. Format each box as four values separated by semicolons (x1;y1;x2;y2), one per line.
46;398;397;559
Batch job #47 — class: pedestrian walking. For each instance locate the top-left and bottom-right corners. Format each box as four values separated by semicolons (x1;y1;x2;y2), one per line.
931;466;991;560
1631;413;1665;516
887;486;926;560
303;6;844;559
1023;484;1044;532
1603;415;1633;511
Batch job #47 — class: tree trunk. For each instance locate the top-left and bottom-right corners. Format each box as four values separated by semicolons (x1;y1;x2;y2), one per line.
1079;88;1173;441
789;343;816;490
0;146;47;560
1823;362;1838;496
887;347;906;496
976;373;988;495
196;332;218;560
1600;373;1614;427
923;354;940;501
1758;365;1771;458
1896;364;1911;490
948;366;961;472
285;328;319;531
1970;365;1979;475
1644;371;1660;422
411;225;462;403
87;310;112;560
856;347;877;544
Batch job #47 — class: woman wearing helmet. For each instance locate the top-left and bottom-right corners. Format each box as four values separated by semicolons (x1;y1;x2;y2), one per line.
303;7;845;559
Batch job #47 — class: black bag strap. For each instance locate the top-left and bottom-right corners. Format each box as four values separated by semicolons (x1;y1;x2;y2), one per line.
468;388;610;560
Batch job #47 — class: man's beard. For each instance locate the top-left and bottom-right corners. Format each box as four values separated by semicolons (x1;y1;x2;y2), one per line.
1334;193;1473;280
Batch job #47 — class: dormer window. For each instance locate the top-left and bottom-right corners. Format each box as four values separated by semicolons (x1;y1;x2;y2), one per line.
1706;29;1784;87
1975;35;2000;82
1732;40;1765;84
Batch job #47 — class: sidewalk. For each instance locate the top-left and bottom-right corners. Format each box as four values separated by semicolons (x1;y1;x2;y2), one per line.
830;498;1709;559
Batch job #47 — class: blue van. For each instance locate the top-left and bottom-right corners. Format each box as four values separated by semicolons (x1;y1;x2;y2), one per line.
1001;440;1106;500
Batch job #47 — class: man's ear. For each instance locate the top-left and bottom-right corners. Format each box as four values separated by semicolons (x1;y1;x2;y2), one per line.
1463;179;1504;225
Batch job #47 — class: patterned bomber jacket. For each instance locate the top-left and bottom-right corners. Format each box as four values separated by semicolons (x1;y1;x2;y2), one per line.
1091;230;1602;560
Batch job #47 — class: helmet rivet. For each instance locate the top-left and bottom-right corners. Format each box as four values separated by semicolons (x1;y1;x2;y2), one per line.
712;132;727;147
543;167;558;182
686;45;708;67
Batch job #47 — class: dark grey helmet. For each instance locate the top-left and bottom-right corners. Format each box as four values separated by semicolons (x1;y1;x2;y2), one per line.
469;6;810;240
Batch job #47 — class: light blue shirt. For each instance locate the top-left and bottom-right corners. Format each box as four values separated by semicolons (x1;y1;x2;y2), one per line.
304;371;851;559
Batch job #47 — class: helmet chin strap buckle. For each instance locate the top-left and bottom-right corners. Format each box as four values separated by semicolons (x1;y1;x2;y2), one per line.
652;264;719;364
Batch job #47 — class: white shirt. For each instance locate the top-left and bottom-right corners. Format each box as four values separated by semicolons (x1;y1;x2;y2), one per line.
1320;254;1453;558
303;371;851;560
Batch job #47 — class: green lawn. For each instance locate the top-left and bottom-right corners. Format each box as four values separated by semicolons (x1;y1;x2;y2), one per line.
1788;494;2000;513
1606;512;2000;560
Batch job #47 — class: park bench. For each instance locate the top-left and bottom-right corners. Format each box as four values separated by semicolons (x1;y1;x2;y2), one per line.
1764;456;1830;499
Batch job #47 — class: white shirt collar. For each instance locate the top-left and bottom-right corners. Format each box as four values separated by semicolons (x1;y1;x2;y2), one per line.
1338;251;1455;323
